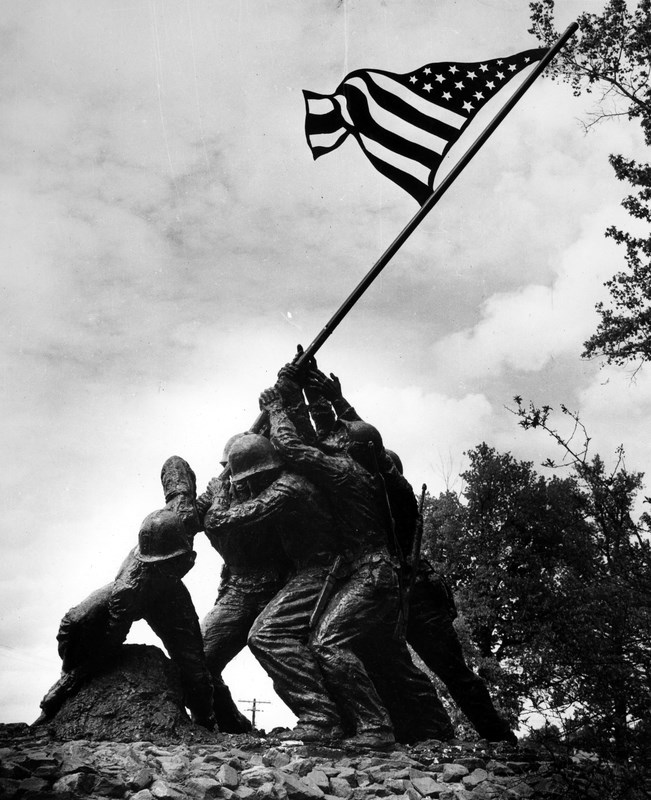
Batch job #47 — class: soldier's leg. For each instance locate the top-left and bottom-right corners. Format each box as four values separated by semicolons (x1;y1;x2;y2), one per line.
408;577;513;742
201;583;276;732
248;568;343;732
38;584;132;722
364;639;455;743
310;558;396;741
145;578;215;728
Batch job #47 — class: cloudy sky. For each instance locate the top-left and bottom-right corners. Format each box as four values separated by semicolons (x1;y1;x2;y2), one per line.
1;0;649;731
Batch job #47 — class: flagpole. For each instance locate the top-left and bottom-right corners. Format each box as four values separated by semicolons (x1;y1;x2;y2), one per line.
248;21;578;432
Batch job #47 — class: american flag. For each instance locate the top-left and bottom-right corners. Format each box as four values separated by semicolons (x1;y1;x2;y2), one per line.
303;47;547;204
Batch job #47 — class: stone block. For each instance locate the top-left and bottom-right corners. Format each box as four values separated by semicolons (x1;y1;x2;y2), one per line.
440;764;469;783
328;777;353;798
218;764;240;788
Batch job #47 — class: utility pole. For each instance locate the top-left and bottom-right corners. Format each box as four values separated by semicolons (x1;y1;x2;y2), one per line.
238;698;270;730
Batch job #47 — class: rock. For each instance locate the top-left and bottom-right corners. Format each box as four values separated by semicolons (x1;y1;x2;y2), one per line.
42;645;201;744
53;772;96;794
218;763;240;788
132;791;155;800
485;761;513;777
410;775;448;796
281;771;326;799
187;775;223;798
462;768;488;787
306;769;331;792
151;778;186;799
440;764;469;783
329;776;354;798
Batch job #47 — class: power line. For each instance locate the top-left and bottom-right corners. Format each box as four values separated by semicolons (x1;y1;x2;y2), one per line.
238;698;270;729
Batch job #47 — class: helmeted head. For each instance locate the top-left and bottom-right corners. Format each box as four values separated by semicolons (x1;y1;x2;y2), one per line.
343;420;383;456
220;432;247;468
160;456;197;503
385;449;403;475
136;508;194;564
228;433;284;485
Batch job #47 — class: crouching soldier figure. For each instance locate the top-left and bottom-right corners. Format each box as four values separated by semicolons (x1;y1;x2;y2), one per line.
37;456;215;730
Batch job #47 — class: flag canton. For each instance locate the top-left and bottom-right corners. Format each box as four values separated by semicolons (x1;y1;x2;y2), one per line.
390;48;546;118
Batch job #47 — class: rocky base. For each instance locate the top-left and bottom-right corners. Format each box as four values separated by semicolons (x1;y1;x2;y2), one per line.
3;722;649;800
38;645;216;745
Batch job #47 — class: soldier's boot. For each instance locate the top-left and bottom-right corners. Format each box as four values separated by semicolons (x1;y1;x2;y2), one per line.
160;456;201;528
212;684;253;734
277;723;345;742
344;728;395;750
34;669;86;723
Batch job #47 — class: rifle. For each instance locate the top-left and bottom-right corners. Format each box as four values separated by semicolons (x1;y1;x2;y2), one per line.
308;555;342;630
403;483;427;628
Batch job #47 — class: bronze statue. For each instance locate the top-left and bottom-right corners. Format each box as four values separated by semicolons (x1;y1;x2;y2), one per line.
261;377;454;749
306;369;516;744
197;434;291;733
204;431;347;743
38;457;215;730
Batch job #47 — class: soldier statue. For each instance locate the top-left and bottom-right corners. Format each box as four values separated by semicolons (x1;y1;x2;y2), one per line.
37;456;215;730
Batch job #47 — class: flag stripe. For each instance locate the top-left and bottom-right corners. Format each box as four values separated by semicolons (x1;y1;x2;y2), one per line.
358;72;464;145
367;71;467;129
308;129;349;153
343;84;441;170
344;76;449;156
305;107;345;136
306;96;336;116
359;133;431;186
358;136;432;205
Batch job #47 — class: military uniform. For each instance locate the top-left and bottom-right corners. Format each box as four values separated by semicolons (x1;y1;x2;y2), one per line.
265;393;454;745
40;457;214;728
204;447;345;738
198;475;290;733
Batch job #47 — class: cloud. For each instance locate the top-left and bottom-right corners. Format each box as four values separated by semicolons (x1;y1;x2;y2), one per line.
429;204;640;382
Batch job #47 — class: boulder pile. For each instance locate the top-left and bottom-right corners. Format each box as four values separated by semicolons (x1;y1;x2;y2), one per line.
0;721;597;800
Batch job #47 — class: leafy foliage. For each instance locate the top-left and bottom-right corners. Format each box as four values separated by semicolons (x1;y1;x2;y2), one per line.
424;426;651;761
529;1;651;365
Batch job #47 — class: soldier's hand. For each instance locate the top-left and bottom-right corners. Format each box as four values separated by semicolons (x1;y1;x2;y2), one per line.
259;386;281;410
307;368;343;403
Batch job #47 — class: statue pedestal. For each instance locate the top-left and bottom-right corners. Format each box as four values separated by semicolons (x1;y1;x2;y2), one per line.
41;644;201;743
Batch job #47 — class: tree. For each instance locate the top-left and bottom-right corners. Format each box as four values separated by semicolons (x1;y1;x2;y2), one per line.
529;0;651;366
425;430;651;761
424;444;596;723
512;399;651;761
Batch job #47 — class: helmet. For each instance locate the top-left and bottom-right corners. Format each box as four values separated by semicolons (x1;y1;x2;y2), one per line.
220;432;247;467
228;434;283;483
342;420;383;455
385;449;403;475
160;455;196;503
136;508;193;563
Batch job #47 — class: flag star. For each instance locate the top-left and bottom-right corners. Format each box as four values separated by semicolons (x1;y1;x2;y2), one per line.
442;91;452;100
497;59;503;65
473;91;484;100
462;100;474;112
466;70;477;79
496;71;505;79
423;67;431;75
409;75;417;84
435;74;445;83
486;80;495;89
423;83;432;92
479;64;488;72
455;81;464;90
449;65;458;74
525;56;531;62
508;64;517;72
